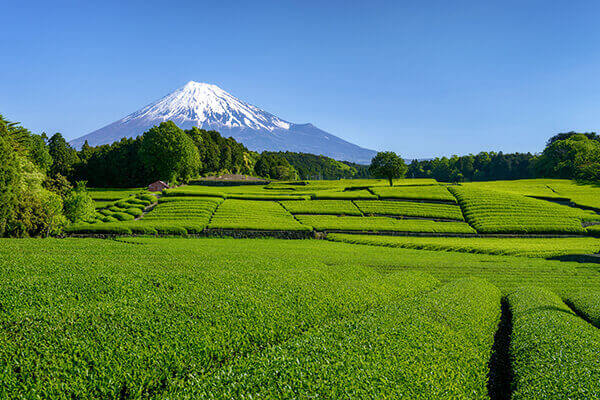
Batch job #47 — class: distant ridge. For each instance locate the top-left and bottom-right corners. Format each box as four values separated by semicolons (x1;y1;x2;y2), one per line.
71;81;377;164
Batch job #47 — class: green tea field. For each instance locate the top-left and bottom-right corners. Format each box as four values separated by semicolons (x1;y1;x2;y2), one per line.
3;178;600;398
69;178;600;238
2;237;600;398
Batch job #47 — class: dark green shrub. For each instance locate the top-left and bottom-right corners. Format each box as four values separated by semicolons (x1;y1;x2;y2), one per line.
65;223;132;234
63;183;95;223
587;225;600;237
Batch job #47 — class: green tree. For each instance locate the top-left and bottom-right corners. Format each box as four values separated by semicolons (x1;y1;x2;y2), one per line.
26;133;52;172
48;133;79;178
43;173;73;197
78;140;95;163
536;134;600;180
63;182;95;222
369;151;407;186
254;153;298;180
139;121;200;183
0;135;20;236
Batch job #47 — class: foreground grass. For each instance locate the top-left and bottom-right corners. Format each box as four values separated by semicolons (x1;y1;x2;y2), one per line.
1;237;600;397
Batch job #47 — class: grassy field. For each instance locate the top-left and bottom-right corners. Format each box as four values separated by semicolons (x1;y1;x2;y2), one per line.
1;237;600;397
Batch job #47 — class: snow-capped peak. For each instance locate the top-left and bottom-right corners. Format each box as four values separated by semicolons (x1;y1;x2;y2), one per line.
121;81;291;131
71;81;377;163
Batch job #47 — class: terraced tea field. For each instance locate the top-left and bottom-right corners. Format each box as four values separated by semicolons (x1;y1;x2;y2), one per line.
69;179;600;239
2;237;600;398
449;185;599;234
508;287;600;398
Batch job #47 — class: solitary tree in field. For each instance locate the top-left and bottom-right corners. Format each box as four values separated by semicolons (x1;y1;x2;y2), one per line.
139;121;200;183
369;151;407;186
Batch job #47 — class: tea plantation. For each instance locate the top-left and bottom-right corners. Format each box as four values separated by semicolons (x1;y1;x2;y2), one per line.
3;178;600;398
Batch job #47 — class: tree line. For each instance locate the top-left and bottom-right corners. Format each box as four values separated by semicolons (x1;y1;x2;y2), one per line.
50;121;378;187
0;115;95;237
402;132;599;183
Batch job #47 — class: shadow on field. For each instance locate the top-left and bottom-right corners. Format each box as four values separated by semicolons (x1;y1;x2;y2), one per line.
487;298;513;400
565;299;600;329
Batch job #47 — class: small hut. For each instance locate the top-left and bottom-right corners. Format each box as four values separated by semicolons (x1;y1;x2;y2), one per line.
148;180;169;192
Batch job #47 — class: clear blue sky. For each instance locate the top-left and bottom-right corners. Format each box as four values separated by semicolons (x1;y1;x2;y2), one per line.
2;0;599;158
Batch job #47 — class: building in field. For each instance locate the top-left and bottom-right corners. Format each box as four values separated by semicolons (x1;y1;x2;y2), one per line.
148;180;169;192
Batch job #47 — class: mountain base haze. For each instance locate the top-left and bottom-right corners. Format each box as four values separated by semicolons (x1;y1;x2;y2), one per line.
71;82;377;164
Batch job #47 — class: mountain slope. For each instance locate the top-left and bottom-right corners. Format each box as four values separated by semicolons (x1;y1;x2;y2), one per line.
70;81;376;164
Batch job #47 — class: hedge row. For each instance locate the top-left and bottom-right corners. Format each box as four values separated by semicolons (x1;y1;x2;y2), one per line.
508;287;600;399
296;215;476;233
566;290;600;327
371;184;457;202
354;200;465;220
280;200;363;216
327;234;600;258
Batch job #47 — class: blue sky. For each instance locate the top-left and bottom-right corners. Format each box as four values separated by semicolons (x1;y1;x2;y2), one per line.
2;0;599;158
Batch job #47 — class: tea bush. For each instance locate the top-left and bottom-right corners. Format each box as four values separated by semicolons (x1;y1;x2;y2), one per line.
508;287;600;399
280;200;362;215
355;200;465;220
296;215;476;233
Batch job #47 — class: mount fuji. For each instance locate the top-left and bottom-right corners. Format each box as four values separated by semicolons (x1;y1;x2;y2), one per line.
70;81;377;164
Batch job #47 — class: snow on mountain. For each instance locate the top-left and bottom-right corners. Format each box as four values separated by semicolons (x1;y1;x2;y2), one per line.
70;81;377;164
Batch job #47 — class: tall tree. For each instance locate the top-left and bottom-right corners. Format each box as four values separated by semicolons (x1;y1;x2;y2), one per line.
48;133;79;178
369;152;407;186
139;121;200;183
